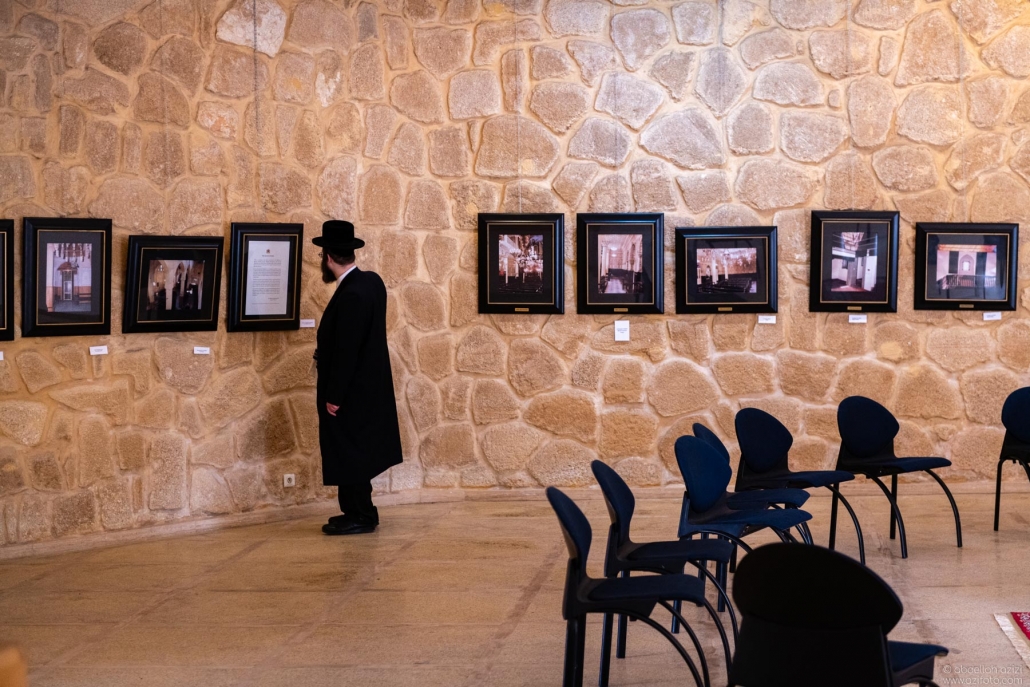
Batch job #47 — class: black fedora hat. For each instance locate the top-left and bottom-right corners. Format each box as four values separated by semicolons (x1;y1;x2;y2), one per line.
313;221;365;251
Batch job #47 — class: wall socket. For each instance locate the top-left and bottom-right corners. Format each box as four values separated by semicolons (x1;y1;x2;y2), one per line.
283;474;296;488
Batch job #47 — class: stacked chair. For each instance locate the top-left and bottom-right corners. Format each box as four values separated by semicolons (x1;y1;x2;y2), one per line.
994;387;1030;531
836;396;962;558
729;543;948;687
733;408;866;563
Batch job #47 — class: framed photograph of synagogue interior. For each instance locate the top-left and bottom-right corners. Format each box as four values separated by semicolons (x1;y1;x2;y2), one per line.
22;217;112;338
913;223;1018;311
478;213;564;314
122;236;225;333
809;210;899;313
576;213;664;315
676;226;777;314
227;223;303;332
0;220;13;342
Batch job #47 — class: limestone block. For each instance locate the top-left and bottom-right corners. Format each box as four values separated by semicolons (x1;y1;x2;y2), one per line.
144;130;187;189
16;351;61;393
205;46;269;98
472;19;541;66
360;165;402;225
154;338;215;395
649;51;694;101
390;70;445;124
414;27;471;77
198;367;264;429
739;29;794;69
152;36;205;95
753;62;823;106
823;152;878;211
821;314;867;357
777;350;836;402
640;109;724;170
926;328;994;372
405;180;450;231
541;316;592;359
476;115;559;178
236;398;297;462
423;235;459;286
384;16;409;69
965;77;1008;129
594;73;664;133
871;145;938;192
503;181;558;213
961;368;1020;425
405;0;441;23
586;174;630;213
896;365;962;419
809;30;872;80
545;0;607;37
28;452;62;492
0;155;35;205
591;322;668;362
529;82;590;134
417;333;454;381
115;432;146;472
532;46;572;80
832;358;897;405
712;353;774;396
135;389;176;430
944;133;1005;191
848;75;897;148
400;282;447;332
599;409;657;460
647;359;718;417
421;423;477;468
316;157;357;220
18;13;58;49
191;434;235;470
727;102;774;155
139;0;197;38
568;40;617;85
970;173;1030;225
217;0;286;57
351;44;385;101
508;339;566;398
569;352;603;390
471;379;521;424
694;48;747;116
262;346;317;394
449;272;479;328
894;190;951;224
674;171;727;214
611;8;671;71
627;160;675;212
93;22;147;75
668;321;711;362
895;9;970;85
525;389;598;442
983;26;1030;78
897;85;964;146
787;436;830;472
780;111;848;163
429;127;470;178
456;325;506;375
736;159;816;211
740;397;803;434
600;357;644;404
528;439;596;486
853;0;916;29
804;406;839;441
407;375;442;432
440;375;472;420
874;322;919;362
0;449;24;496
190;134;225;177
225;465;266;511
315;50;346;107
169;179;223;233
951;425;1005;474
769;0;845;29
671;2;714;45
190;468;234;515
85;120;118;173
657;415;708;470
568;118;632;168
52;491;97;537
450;180;500;231
148;433;189;510
998;320;1030;371
501;49;527;112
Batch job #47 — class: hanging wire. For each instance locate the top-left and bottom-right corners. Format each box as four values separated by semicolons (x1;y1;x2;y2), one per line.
514;3;522;212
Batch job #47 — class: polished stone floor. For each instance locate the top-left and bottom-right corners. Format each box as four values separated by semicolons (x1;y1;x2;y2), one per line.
1;488;1029;686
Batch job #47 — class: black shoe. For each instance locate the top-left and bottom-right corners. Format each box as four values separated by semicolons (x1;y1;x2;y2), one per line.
322;520;377;536
327;513;353;526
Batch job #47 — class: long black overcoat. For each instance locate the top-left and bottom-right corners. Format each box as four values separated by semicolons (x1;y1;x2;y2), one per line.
316;268;403;485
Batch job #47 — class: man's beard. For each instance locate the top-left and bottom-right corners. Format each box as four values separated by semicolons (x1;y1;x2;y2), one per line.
321;255;336;283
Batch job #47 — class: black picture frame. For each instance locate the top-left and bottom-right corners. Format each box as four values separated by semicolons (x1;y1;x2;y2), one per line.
227;223;303;332
122;236;225;333
914;223;1018;311
478;213;564;315
0;221;13;342
809;210;899;313
676;226;777;314
576;213;664;315
22;217;112;338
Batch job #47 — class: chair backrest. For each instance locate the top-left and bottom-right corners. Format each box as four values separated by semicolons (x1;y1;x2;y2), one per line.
546;486;592;565
735;408;793;474
591;460;634;542
674;435;731;513
730;543;903;687
837;396;898;460
692;422;730;463
1002;387;1030;444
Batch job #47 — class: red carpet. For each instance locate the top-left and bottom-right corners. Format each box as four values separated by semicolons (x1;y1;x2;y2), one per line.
995;613;1030;667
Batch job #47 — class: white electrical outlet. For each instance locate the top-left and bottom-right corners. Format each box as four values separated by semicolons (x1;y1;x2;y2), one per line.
283;474;296;488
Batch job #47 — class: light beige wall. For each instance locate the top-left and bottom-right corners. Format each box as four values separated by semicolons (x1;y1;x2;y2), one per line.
1;0;1029;549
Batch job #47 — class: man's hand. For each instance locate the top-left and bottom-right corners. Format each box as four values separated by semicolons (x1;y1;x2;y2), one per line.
326;403;339;416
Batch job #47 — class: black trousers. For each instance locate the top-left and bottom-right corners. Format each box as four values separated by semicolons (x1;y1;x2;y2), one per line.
338;482;378;524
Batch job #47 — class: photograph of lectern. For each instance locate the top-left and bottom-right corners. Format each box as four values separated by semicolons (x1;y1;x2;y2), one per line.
914;223;1017;311
676;226;777;314
809;210;898;312
576;213;663;314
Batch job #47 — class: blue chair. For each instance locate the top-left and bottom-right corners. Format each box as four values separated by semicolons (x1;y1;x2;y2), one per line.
995;387;1030;531
590;461;736;687
729;543;948;687
545;486;728;687
836;396;961;559
734;408;866;564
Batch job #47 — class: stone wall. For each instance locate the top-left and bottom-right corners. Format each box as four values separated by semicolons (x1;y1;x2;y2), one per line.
1;0;1030;549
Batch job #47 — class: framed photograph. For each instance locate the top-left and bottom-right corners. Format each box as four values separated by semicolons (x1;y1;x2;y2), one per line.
23;217;112;338
914;223;1018;311
227;223;303;332
478;213;564;314
123;236;225;333
676;226;777;314
809;210;899;313
0;221;13;342
576;213;663;314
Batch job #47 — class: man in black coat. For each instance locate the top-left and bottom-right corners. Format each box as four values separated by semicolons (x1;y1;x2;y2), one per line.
313;221;403;535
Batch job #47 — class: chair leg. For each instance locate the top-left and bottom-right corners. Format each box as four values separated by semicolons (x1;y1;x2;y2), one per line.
574;614;587;687
889;474;898;540
870;475;908;559
715;560;727;612
658;601;710;687
728;541;738;573
615;572;628;659
994;459;1005;532
564;617;583;687
828;486;866;565
924;469;962;549
626;611;705;687
828;485;839;550
598;613;614;687
670;599;681;634
691;562;739;641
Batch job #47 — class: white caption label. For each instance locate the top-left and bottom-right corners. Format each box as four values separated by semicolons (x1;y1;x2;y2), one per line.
983;311;1002;321
614;320;630;342
89;346;108;356
0;351;5;361
848;314;868;324
194;346;211;355
300;318;316;328
757;315;777;325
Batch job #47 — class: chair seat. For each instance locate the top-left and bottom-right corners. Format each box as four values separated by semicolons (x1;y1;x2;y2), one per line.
691;504;812;531
889;640;948;682
625;538;734;566
590;572;706;604
785;469;855;488
728;487;810;509
847;457;951;475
